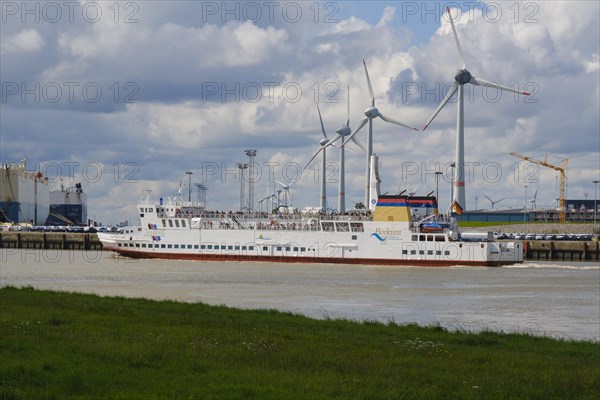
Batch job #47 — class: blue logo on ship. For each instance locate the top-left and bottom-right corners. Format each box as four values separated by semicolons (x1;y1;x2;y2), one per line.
370;233;386;242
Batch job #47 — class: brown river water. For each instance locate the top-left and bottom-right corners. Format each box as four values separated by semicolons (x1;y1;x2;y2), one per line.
1;249;598;340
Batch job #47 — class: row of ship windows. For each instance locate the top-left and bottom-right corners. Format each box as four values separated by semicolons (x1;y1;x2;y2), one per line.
161;219;186;228
403;249;451;256
412;235;447;242
118;243;315;252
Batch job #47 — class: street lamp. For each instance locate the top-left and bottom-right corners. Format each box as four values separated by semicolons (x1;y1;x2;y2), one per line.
186;171;193;203
434;171;443;214
524;185;528;222
594;180;599;234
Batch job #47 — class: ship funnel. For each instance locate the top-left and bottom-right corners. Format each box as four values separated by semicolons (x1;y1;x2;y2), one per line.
369;154;381;211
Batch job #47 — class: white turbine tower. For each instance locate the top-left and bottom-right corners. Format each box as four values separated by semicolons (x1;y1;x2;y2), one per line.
304;105;331;210
422;7;530;211
482;193;506;210
344;59;418;207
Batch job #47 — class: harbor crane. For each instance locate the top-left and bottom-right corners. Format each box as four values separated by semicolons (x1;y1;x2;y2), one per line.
510;152;568;222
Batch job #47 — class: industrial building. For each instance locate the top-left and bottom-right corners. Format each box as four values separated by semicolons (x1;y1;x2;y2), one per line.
0;159;50;225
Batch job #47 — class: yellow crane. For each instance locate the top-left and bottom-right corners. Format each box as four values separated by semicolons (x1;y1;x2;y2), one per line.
510;152;568;222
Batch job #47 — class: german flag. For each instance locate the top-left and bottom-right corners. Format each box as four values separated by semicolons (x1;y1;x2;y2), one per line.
452;200;464;215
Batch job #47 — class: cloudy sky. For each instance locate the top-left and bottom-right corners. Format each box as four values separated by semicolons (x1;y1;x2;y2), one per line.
1;1;599;224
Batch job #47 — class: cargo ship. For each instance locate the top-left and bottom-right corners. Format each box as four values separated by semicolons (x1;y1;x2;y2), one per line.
98;158;523;267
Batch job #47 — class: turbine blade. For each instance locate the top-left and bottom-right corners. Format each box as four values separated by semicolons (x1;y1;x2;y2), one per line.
351;136;366;152
303;148;323;170
342;117;369;147
470;76;531;95
324;134;342;148
363;59;375;107
346;84;350;127
317;104;328;139
447;7;466;69
482;193;493;203
422;83;458;130
379;112;419;131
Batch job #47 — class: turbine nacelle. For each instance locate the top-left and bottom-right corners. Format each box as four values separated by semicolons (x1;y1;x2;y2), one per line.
454;69;472;85
336;126;351;136
364;106;379;119
319;138;329;147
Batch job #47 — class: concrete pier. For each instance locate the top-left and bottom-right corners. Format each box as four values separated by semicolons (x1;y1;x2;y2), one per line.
0;232;103;251
524;240;599;262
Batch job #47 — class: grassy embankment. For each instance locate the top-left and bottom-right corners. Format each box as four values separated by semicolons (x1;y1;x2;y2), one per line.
1;286;598;399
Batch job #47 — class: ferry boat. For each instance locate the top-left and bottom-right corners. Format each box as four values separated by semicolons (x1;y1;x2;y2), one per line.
98;183;523;267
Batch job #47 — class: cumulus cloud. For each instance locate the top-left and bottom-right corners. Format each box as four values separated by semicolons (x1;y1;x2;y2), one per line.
1;29;45;53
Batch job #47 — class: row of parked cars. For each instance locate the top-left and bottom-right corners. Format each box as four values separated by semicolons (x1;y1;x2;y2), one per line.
5;225;122;233
496;233;596;241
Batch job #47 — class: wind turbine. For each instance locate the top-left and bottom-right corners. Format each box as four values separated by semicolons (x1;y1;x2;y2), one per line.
343;59;418;206
304;105;332;210
422;7;530;211
304;86;364;212
529;187;539;210
482;193;506;210
275;179;299;207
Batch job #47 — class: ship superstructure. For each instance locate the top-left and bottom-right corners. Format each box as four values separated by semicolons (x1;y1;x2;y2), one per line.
47;182;88;225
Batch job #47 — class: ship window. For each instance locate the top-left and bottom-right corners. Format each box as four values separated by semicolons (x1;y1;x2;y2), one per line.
427;250;433;255
350;223;364;232
207;245;212;249
321;222;334;232
412;235;418;241
139;208;143;212
427;236;433;242
352;235;357;240
201;245;205;249
410;250;417;255
167;244;172;249
436;251;441;255
300;247;306;252
228;245;233;250
188;245;193;249
162;219;166;228
168;220;173;227
241;246;247;250
161;244;166;248
135;243;140;248
402;250;407;255
335;222;349;232
181;220;186;227
435;235;445;242
418;250;424;255
419;235;426;241
174;244;179;249
221;245;226;250
140;213;144;218
235;246;240;250
249;246;254;250
285;247;291;251
142;244;146;248
263;246;268;251
293;247;299;251
175;220;180;228
276;246;282;251
149;208;153;213
444;250;450;255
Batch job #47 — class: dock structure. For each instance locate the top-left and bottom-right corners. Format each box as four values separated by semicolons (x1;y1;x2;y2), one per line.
0;232;102;250
523;240;600;262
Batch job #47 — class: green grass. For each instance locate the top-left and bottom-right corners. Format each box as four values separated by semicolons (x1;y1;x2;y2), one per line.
1;286;598;399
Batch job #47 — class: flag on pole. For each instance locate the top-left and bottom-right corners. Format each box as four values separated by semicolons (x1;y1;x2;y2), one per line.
451;200;464;215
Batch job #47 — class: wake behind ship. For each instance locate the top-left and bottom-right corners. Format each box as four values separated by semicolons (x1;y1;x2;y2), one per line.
98;192;523;267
